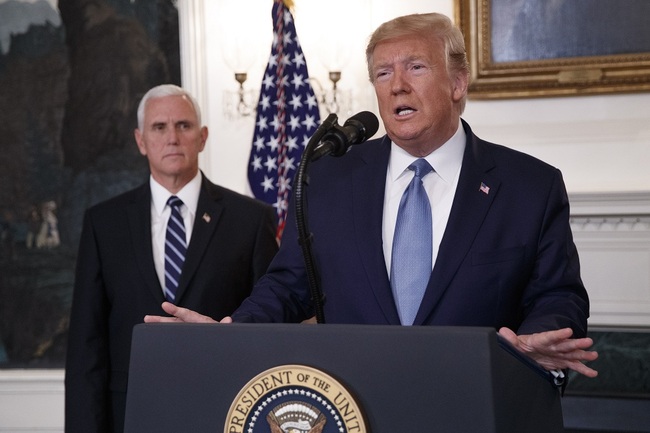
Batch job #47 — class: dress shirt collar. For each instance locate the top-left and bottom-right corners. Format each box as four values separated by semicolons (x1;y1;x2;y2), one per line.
150;171;202;216
387;119;466;184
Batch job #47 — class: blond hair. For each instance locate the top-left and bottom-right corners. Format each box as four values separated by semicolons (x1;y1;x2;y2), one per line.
366;13;470;111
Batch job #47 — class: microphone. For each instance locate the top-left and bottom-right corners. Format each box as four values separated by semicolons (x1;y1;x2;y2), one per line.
311;111;379;161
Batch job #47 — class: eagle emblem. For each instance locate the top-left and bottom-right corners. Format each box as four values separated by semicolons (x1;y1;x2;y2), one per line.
266;402;326;433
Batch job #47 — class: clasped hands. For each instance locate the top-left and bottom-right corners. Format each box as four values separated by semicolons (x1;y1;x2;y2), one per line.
145;302;598;378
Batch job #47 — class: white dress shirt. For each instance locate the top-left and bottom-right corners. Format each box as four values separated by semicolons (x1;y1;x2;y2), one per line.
150;172;202;292
382;121;466;274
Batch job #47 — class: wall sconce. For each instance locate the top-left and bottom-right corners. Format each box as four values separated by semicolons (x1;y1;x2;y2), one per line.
223;72;257;119
219;2;265;120
310;71;353;117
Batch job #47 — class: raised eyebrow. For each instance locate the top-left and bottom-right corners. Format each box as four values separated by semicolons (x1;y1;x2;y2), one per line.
405;55;429;65
372;59;393;71
373;55;427;71
372;64;393;77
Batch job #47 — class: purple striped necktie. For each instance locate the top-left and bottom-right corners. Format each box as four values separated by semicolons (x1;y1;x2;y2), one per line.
164;196;186;303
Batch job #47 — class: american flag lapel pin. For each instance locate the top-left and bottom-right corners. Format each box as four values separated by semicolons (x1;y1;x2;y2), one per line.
479;182;490;195
202;213;211;223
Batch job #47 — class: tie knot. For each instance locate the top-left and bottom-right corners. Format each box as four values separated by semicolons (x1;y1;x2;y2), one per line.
409;158;433;179
167;195;184;210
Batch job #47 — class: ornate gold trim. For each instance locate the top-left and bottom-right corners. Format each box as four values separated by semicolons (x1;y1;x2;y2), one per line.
454;0;650;99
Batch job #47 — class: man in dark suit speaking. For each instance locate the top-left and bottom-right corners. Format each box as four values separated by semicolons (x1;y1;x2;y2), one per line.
65;84;279;433
147;14;598;378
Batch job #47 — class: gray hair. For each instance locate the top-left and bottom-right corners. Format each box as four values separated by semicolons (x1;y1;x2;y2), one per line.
136;84;202;130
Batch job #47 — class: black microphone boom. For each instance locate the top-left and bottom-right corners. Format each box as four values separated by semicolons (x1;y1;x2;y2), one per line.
294;110;378;323
311;111;379;161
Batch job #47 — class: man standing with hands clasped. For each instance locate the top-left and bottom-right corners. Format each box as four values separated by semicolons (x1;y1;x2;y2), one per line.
65;84;278;433
147;13;599;379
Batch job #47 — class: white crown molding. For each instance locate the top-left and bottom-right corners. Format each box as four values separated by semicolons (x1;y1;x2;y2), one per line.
566;192;650;327
569;191;650;216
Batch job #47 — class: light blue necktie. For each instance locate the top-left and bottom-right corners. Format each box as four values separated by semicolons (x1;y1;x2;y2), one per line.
164;196;187;303
390;158;433;325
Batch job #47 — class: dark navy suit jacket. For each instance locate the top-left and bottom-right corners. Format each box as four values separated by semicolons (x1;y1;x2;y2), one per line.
232;120;589;337
65;174;278;433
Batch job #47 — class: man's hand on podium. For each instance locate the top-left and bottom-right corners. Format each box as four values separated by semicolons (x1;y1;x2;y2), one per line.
144;302;233;324
144;306;599;378
498;327;599;378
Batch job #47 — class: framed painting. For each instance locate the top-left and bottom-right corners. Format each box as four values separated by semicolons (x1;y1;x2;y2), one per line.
0;0;180;368
454;0;650;99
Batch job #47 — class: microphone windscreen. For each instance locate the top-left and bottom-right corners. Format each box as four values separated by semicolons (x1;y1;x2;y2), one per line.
346;111;379;142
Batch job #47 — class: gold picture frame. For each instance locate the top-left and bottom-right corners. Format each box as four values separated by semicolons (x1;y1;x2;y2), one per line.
454;0;650;99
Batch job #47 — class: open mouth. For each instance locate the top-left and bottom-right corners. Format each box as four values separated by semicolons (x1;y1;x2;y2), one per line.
396;106;415;116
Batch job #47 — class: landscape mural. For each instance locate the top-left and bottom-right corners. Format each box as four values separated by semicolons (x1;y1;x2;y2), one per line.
0;0;180;367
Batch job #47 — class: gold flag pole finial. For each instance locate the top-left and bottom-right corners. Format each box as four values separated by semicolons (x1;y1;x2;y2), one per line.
282;0;294;11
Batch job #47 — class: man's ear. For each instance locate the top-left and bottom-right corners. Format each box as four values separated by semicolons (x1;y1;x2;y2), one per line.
199;126;208;152
134;129;147;156
452;71;469;101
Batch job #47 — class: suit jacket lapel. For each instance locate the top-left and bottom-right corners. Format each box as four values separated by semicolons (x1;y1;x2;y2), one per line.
127;184;166;304
174;175;223;303
415;121;500;324
352;136;401;324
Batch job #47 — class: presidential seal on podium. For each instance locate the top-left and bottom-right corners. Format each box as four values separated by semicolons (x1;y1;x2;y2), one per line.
224;364;367;433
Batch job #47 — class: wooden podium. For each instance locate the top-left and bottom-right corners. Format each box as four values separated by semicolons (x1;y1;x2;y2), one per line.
124;323;564;433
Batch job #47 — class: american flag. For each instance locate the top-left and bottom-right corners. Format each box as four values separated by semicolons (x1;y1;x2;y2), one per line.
247;0;320;241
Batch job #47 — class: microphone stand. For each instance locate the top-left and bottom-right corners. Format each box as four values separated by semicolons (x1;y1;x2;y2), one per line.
293;113;338;324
